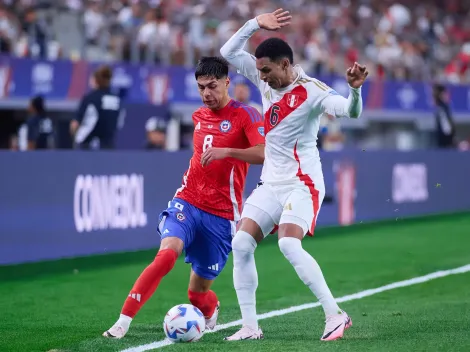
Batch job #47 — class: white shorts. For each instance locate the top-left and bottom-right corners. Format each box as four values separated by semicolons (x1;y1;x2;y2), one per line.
242;180;325;237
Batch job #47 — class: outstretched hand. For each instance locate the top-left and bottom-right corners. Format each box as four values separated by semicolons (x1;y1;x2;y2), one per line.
346;62;369;89
256;8;291;31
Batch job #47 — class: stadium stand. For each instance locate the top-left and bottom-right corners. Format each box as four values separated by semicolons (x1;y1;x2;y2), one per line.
1;0;470;83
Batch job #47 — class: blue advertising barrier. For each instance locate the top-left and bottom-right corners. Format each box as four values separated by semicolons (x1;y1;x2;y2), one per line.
0;56;469;119
0;150;469;265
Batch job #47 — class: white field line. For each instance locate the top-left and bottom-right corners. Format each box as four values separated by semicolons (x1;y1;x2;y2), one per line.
120;264;470;352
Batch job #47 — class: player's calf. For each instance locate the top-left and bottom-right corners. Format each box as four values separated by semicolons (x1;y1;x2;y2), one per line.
103;240;182;339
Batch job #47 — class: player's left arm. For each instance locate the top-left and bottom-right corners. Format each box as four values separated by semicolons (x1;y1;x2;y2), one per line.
224;106;265;164
201;108;265;166
320;62;368;119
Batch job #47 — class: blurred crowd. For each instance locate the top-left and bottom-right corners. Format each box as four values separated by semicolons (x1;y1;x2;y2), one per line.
1;0;470;83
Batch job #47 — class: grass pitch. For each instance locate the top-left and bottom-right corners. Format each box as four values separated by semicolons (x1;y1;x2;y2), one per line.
1;213;470;352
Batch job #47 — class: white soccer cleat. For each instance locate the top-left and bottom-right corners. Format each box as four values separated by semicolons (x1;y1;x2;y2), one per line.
102;322;129;339
205;301;220;331
320;310;352;341
224;326;264;341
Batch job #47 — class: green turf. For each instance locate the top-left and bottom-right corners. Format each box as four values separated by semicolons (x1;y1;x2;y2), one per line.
1;213;470;352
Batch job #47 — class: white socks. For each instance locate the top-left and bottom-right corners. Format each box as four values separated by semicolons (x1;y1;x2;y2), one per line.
232;230;259;330
278;237;341;316
232;231;340;331
117;314;132;329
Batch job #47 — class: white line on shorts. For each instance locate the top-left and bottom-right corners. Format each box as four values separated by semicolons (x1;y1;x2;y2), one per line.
120;263;470;352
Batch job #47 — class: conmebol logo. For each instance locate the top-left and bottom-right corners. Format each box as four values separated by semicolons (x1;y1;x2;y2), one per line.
73;174;148;233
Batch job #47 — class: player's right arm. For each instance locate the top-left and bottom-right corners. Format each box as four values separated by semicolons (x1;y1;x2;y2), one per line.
220;9;291;86
219;19;261;86
70;94;88;137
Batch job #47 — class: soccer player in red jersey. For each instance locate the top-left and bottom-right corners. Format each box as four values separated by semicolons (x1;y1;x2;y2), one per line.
103;57;265;339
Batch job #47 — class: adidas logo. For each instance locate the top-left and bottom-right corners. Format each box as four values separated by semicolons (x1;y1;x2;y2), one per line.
208;263;219;271
163;229;169;235
128;293;141;302
195;122;201;131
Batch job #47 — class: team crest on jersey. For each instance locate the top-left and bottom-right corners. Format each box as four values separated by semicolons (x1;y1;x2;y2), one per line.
258;127;265;136
219;120;232;133
286;94;299;108
176;212;185;221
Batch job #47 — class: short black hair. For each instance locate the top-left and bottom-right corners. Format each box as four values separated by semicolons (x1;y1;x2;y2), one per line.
255;38;294;64
194;56;229;80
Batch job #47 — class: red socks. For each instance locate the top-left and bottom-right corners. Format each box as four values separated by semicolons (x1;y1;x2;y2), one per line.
188;289;218;318
121;249;178;318
120;248;218;320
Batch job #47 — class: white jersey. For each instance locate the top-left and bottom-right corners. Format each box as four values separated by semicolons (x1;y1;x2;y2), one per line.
221;19;363;186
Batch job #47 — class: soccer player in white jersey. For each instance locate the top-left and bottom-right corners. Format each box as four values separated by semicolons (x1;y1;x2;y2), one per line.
219;9;368;341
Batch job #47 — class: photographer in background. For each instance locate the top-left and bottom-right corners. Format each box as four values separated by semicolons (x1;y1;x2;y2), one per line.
70;65;123;150
432;83;456;149
17;95;54;151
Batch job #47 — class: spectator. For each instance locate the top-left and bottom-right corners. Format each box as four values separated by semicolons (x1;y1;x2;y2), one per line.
0;6;18;54
144;116;166;150
70;65;123;150
2;1;470;83
18;95;54;151
432;83;456;149
23;7;48;59
83;1;105;46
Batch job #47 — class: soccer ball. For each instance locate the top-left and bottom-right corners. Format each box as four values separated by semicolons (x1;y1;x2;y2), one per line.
163;304;206;343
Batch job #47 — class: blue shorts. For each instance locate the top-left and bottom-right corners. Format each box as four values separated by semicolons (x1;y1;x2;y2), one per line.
157;198;235;280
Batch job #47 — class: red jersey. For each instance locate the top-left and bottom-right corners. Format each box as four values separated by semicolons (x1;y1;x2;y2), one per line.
175;100;265;221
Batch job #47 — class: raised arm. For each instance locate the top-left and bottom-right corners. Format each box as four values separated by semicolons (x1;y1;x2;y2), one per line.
220;19;260;85
220;9;291;86
321;86;363;119
321;62;368;119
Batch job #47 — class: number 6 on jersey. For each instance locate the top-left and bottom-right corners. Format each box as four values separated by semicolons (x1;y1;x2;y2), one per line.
203;135;213;152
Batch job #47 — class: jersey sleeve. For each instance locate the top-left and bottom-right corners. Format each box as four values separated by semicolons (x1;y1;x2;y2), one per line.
241;106;265;146
74;95;89;123
220;19;261;87
319;85;363;119
191;109;202;125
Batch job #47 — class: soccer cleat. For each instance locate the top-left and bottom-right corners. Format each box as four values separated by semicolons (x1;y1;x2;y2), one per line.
205;301;220;331
320;310;352;341
224;326;264;341
102;322;129;339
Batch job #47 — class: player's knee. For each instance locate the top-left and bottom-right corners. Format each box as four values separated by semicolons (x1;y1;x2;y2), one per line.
159;236;184;256
232;230;258;254
278;236;302;258
278;220;307;239
238;217;265;243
